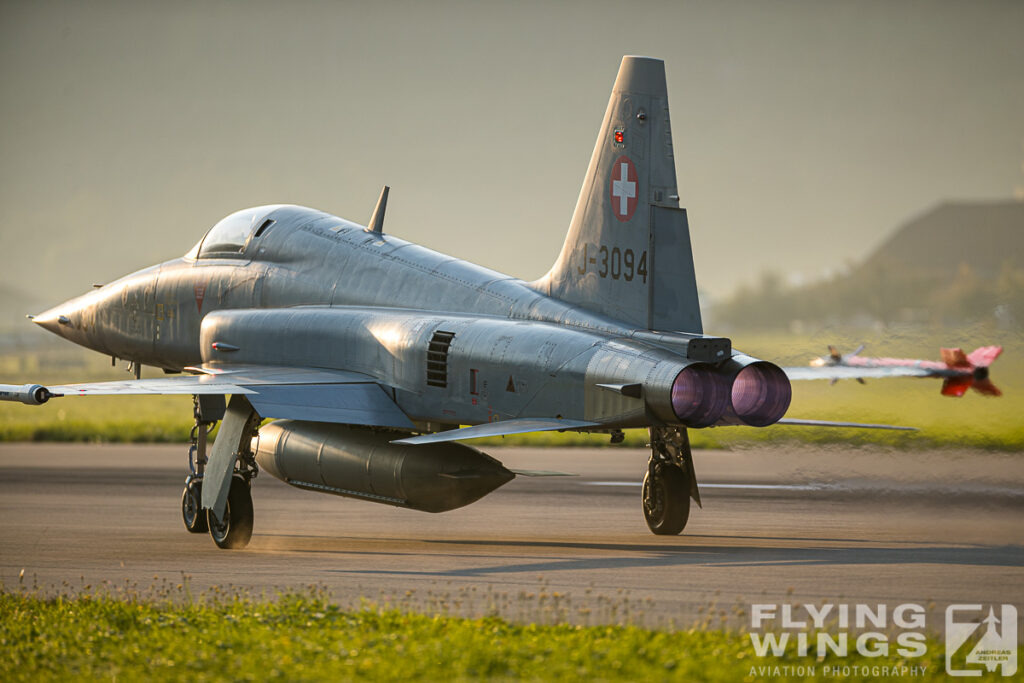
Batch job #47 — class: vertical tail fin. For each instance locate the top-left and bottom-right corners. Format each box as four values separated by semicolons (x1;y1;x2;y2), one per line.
966;345;1002;368
533;56;702;333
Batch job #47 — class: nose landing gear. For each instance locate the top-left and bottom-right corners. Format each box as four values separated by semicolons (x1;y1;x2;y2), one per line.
642;426;701;535
180;394;260;549
181;397;218;534
207;475;254;549
182;476;207;533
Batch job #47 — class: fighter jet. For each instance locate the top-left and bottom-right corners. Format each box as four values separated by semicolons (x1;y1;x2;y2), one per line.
784;344;1003;396
1;56;908;549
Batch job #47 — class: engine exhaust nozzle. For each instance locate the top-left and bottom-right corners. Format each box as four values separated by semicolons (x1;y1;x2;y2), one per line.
670;363;731;428
727;360;792;427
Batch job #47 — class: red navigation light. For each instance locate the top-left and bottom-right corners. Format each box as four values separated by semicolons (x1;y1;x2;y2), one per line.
614;129;624;144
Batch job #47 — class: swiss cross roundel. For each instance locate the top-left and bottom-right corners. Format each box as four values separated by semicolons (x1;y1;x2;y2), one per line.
608;155;639;222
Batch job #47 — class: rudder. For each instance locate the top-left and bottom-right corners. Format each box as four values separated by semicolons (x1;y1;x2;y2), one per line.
533;56;702;333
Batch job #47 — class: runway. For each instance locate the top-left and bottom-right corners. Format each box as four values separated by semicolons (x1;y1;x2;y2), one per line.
2;443;1022;630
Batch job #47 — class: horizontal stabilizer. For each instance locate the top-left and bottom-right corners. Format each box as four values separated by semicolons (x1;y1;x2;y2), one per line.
392;418;600;445
776;418;916;431
972;378;1002;396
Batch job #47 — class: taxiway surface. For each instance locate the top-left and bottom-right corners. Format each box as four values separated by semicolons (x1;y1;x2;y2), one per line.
2;444;1022;629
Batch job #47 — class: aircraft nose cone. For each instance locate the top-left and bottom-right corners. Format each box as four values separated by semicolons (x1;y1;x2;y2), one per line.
31;306;68;335
32;294;94;340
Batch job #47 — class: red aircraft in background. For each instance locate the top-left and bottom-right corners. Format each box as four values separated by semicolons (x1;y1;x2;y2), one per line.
784;345;1003;397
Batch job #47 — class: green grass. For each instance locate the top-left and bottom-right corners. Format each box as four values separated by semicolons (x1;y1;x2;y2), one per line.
1;328;1021;449
0;395;195;442
0;348;195;442
1;588;959;682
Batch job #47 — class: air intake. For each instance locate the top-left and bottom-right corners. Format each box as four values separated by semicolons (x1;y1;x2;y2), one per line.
426;330;456;388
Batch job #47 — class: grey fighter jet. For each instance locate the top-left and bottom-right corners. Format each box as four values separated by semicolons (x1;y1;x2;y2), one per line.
1;56;906;549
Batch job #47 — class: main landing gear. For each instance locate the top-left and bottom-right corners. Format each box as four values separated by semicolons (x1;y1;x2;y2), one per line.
642;426;701;535
180;395;259;550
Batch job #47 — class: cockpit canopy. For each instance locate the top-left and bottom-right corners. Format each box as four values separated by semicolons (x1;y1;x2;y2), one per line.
185;205;286;259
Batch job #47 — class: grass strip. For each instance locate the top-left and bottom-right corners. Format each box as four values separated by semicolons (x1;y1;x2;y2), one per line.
1;589;958;682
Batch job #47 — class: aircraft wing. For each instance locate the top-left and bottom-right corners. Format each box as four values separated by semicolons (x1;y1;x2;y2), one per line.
782;365;936;381
44;364;373;395
8;364;415;430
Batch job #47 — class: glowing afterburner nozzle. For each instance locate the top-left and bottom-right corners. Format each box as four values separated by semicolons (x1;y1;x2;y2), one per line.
730;362;792;427
671;364;730;427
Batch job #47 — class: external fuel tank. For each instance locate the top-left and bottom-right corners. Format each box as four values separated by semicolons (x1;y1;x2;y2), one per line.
254;420;514;513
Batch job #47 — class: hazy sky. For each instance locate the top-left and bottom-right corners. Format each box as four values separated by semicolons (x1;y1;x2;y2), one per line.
1;0;1021;312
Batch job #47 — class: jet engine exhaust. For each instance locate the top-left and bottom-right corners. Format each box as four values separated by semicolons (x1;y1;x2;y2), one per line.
670;364;731;428
254;420;514;513
728;361;792;427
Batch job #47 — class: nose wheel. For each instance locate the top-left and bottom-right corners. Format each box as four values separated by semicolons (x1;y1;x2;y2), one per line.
180;394;257;549
207;476;254;549
181;476;208;533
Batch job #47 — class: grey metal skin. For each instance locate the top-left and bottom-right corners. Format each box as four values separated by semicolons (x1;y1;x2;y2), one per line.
15;56;801;538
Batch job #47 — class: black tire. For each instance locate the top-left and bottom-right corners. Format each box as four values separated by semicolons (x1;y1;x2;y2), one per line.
642;464;690;535
207;477;254;549
181;478;208;533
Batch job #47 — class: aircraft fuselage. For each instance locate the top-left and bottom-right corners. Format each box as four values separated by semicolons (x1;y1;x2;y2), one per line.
32;204;790;430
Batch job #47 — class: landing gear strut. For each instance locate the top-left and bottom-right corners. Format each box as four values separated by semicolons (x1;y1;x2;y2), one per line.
643;427;701;535
199;395;260;550
181;396;219;533
207;408;260;549
181;395;262;549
